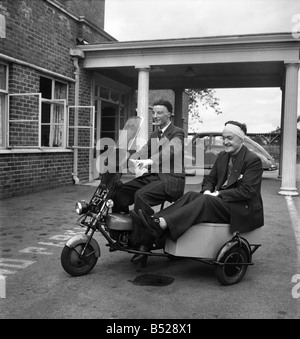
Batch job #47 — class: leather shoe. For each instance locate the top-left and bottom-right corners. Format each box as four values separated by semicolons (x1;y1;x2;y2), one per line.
138;209;165;239
131;244;150;268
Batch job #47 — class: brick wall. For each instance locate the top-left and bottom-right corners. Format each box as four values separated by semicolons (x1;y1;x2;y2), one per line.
0;0;110;74
0;0;73;76
0;0;113;198
0;152;73;199
57;0;105;30
8;65;40;147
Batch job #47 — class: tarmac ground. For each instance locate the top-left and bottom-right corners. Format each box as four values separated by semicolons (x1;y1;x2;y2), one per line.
0;168;299;319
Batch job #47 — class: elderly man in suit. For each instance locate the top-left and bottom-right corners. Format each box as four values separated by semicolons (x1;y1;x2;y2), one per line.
138;120;264;245
112;99;185;265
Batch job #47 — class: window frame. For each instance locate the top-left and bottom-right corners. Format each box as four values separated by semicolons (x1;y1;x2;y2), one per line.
0;62;8;148
39;76;69;149
5;76;69;150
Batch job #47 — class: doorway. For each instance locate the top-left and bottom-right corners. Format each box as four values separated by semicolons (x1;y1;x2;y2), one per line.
92;101;119;179
100;102;118;140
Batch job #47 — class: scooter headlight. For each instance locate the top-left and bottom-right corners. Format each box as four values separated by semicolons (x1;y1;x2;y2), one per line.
75;201;89;215
106;199;114;209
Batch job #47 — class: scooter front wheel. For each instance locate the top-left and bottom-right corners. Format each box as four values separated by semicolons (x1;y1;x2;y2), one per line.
61;243;98;277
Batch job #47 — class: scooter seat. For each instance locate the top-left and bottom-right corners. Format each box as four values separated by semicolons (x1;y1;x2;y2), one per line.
106;213;133;231
164;223;262;258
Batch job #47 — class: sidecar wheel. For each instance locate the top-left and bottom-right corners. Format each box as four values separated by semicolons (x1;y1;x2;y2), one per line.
61;243;98;277
214;247;248;285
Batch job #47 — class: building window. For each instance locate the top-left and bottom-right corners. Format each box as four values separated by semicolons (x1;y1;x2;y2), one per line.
40;76;68;147
5;73;68;149
96;85;125;130
110;90;120;103
100;86;109;100
0;63;8;147
99;86;120;103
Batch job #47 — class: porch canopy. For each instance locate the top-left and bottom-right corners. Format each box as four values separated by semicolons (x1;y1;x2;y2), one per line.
76;32;300;196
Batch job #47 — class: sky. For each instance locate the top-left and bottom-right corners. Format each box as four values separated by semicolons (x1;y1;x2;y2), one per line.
104;0;300;133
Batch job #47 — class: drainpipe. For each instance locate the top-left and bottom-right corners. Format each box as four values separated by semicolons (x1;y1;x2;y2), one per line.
70;49;85;184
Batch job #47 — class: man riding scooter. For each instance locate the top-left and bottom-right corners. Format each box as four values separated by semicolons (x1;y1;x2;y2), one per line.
138;121;264;254
111;99;186;266
61;119;262;284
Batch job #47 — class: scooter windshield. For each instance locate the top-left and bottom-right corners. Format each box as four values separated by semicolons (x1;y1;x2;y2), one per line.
118;115;142;153
98;116;143;187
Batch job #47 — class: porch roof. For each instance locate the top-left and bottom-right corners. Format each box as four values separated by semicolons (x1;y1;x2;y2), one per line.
77;32;300;90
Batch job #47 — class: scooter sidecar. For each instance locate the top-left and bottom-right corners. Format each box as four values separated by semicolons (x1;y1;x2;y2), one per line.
164;222;261;285
106;212;261;285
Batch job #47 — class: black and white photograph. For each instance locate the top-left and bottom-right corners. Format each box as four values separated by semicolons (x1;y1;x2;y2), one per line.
0;0;300;322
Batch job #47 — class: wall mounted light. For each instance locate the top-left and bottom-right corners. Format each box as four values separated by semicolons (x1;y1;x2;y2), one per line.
151;66;166;73
185;66;196;78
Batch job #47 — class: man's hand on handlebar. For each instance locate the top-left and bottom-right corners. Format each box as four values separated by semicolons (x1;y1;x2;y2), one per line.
129;159;154;170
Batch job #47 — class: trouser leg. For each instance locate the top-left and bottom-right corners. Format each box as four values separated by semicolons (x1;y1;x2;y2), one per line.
112;174;171;246
112;176;148;213
132;177;172;246
155;192;231;241
155;191;200;216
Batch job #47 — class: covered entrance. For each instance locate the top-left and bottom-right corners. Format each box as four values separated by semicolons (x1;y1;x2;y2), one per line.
92;101;118;180
74;32;300;195
92;74;130;180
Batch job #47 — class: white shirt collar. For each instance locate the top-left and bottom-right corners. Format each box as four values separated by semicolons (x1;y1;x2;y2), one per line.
160;122;171;133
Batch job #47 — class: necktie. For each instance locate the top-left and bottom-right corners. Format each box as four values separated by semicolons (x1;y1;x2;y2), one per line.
222;157;233;188
158;129;163;140
227;156;233;179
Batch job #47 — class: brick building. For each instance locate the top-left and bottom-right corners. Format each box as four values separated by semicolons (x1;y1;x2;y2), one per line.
0;0;189;199
0;0;111;198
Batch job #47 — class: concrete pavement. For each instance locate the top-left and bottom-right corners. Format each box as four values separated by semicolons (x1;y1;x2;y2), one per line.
0;169;299;319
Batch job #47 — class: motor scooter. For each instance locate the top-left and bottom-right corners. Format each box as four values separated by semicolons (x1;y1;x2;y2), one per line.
61;117;261;285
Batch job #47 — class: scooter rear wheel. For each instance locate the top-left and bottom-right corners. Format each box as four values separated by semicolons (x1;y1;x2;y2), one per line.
61;243;98;277
214;247;248;285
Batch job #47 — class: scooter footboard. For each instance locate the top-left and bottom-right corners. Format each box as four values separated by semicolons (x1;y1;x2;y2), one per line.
164;223;262;258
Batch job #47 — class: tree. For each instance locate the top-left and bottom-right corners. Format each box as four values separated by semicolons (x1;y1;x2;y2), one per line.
185;89;222;132
271;121;300;146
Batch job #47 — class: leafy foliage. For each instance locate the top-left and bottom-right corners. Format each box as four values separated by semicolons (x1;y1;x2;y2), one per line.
185;89;222;116
185;89;222;132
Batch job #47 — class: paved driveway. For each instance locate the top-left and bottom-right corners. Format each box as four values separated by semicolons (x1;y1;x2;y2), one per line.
0;170;299;319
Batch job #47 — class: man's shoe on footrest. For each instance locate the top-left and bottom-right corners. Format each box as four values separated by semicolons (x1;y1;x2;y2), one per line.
138;209;165;239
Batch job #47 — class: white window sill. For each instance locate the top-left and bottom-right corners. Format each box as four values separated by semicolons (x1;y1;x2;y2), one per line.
0;148;74;154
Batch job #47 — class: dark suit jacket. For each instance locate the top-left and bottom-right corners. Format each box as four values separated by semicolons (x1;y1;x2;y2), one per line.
131;123;186;200
201;145;264;233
